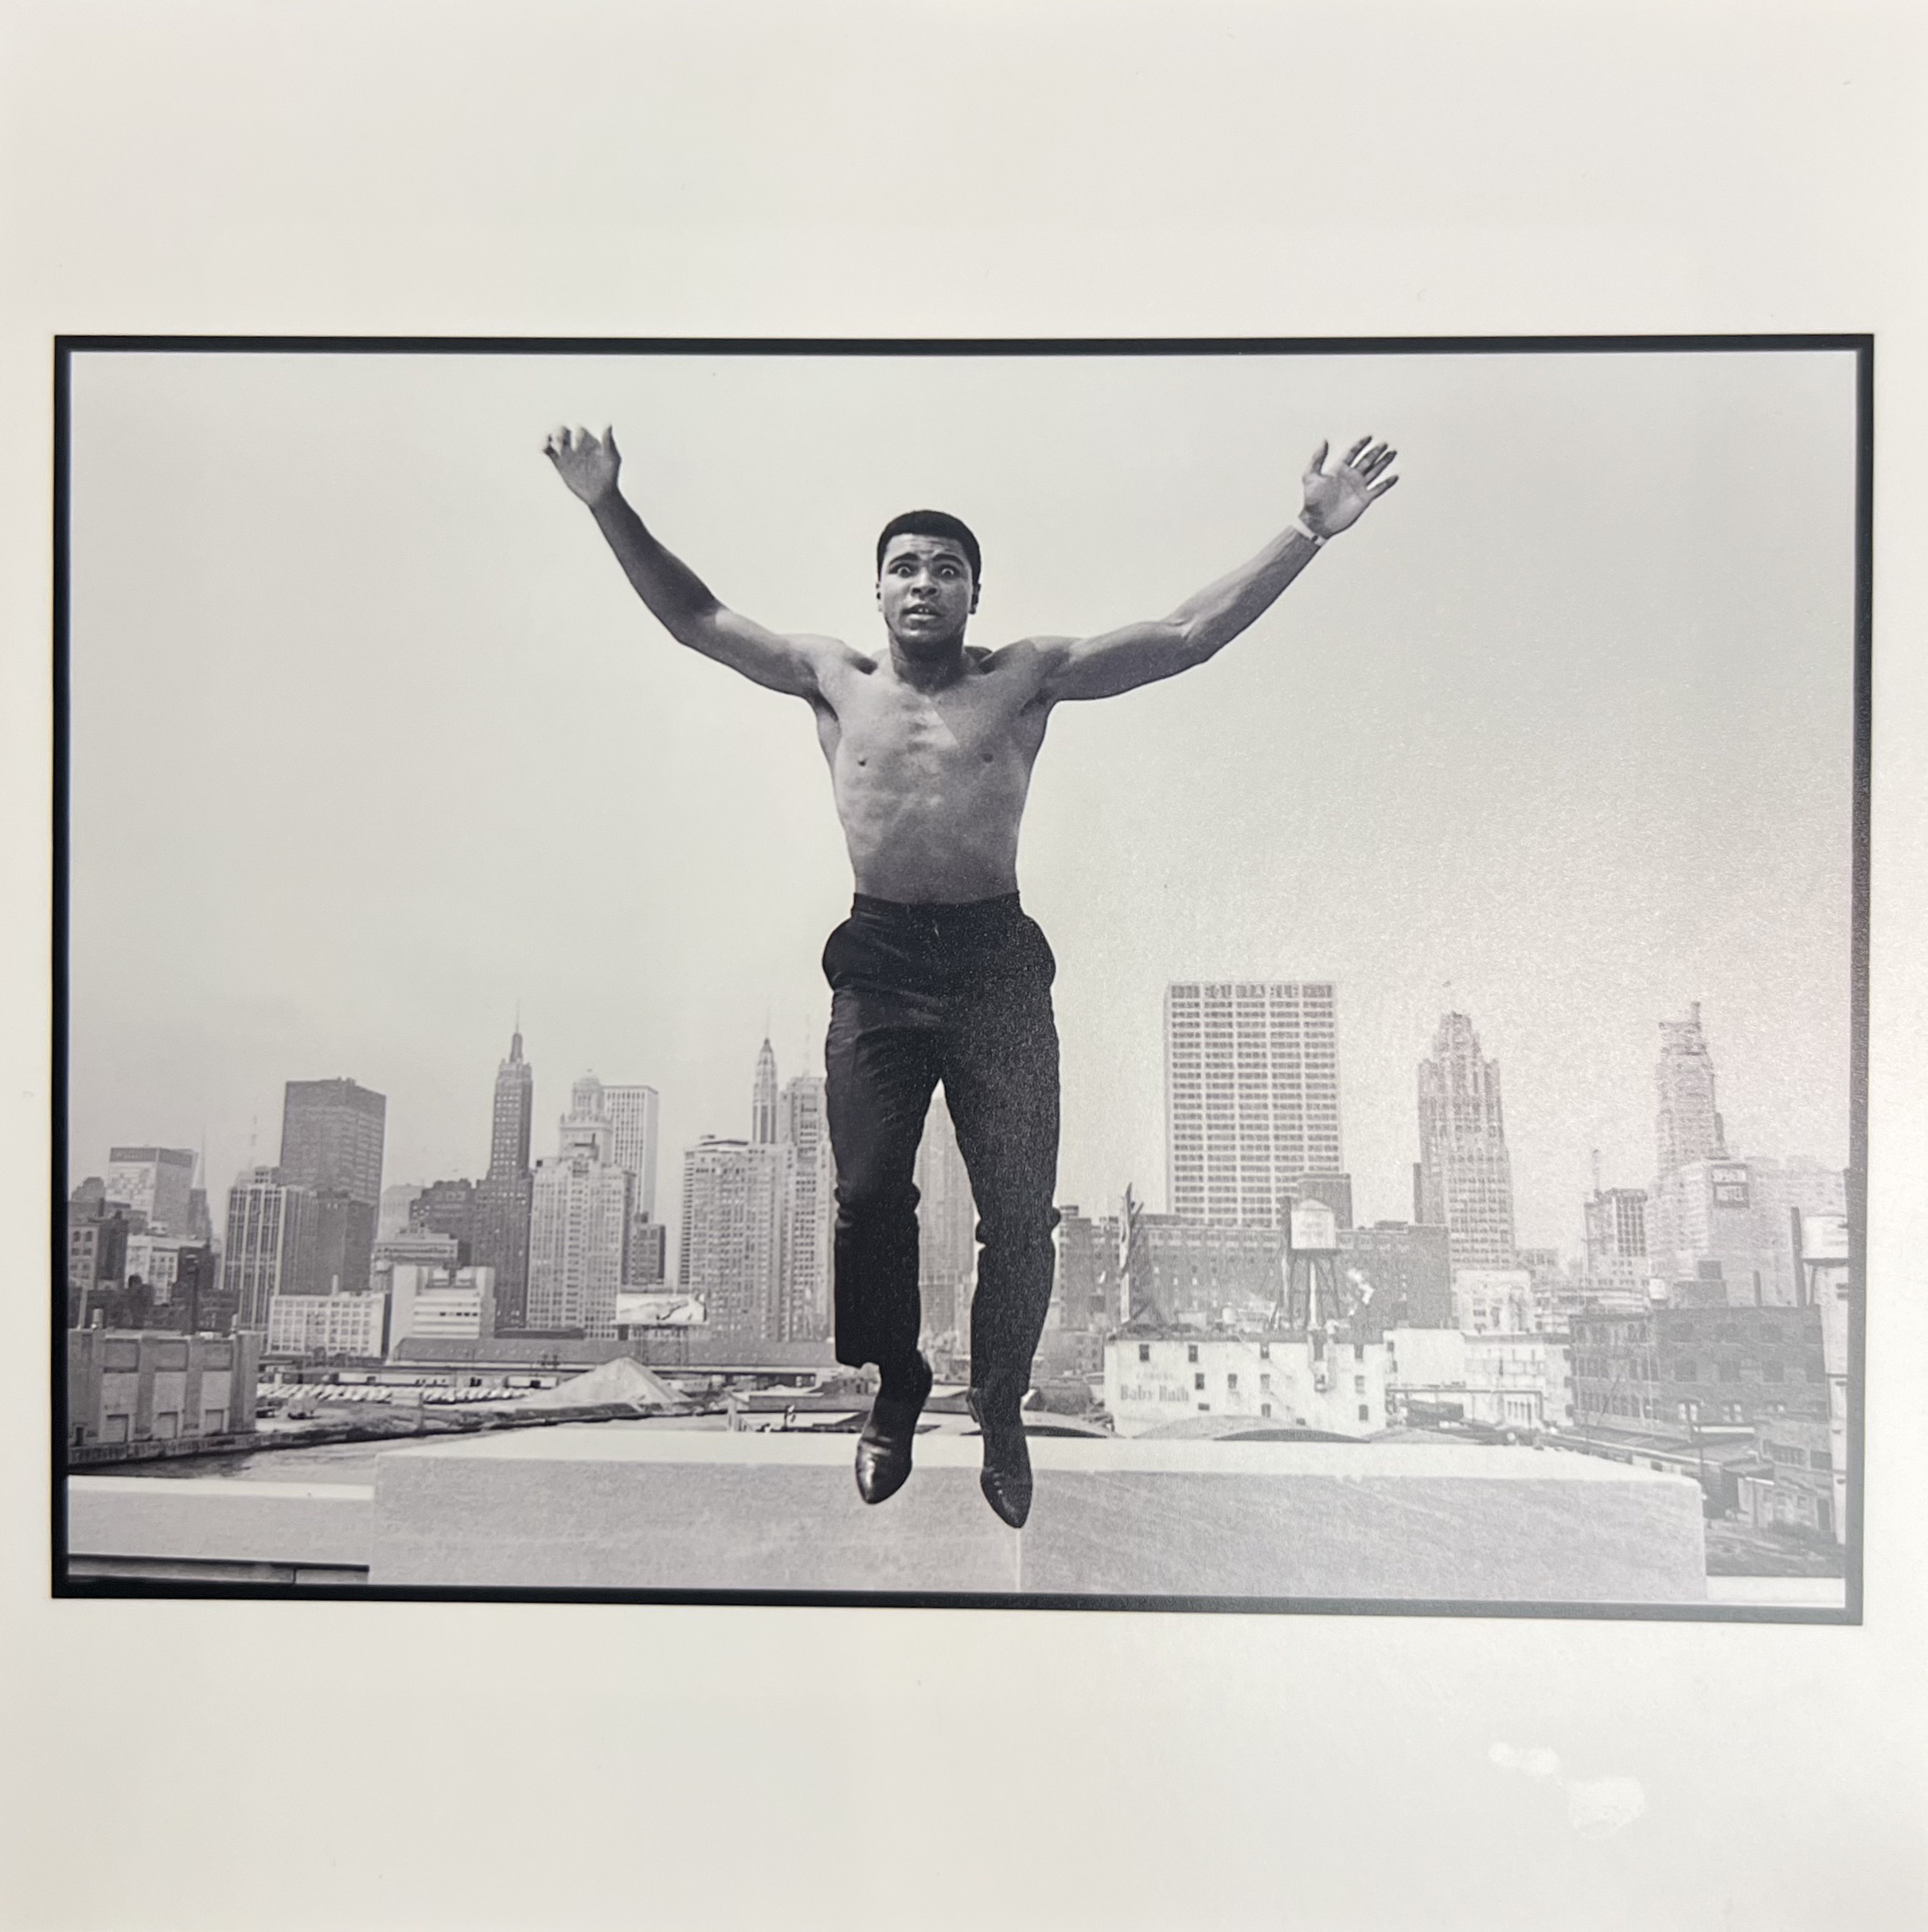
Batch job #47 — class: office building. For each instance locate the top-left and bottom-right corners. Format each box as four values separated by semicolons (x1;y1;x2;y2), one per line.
1165;980;1342;1226
779;1071;833;1342
1649;1155;1846;1307
1584;1185;1650;1293
751;1040;779;1146
915;1092;978;1345
601;1081;662;1282
408;1178;477;1265
1416;1010;1517;1270
1570;1302;1826;1437
527;1132;632;1340
221;1169;318;1332
1655;1001;1725;1177
388;1263;497;1354
104;1146;196;1235
279;1078;386;1296
680;1137;790;1341
378;1182;424;1240
65;1179;139;1325
267;1290;390;1360
474;1026;536;1330
628;1219;668;1286
1124;1213;1284;1327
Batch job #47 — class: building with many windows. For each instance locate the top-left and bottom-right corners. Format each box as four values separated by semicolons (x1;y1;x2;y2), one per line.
222;1168;318;1331
528;1090;633;1340
1416;1010;1516;1270
680;1137;790;1341
474;1027;536;1329
779;1072;833;1342
1648;1155;1846;1307
278;1079;387;1296
267;1290;390;1360
1568;1302;1826;1436
104;1146;196;1235
1165;981;1341;1227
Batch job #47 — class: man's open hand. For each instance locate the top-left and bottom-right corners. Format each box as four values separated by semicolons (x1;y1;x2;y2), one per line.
1302;436;1399;539
544;424;621;508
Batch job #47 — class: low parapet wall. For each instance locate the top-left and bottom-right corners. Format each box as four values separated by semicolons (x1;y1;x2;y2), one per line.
367;1429;1708;1603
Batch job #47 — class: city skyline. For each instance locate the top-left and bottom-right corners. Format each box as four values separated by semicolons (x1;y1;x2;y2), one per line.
64;349;1857;1252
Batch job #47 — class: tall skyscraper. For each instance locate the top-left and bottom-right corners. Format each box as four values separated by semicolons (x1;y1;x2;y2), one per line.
915;1092;978;1345
222;1168;318;1331
560;1074;615;1159
526;1146;632;1338
1655;1001;1724;1177
779;1071;833;1341
104;1146;195;1235
278;1079;386;1294
1164;982;1342;1226
603;1083;660;1220
1584;1185;1650;1291
602;1081;662;1285
680;1137;790;1341
474;1026;535;1330
526;1075;632;1336
751;1039;779;1146
1416;1011;1517;1270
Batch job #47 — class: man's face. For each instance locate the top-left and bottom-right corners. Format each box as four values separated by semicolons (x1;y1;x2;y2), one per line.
876;533;978;654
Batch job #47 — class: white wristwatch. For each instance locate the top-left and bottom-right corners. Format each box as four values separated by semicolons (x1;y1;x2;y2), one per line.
1292;517;1326;547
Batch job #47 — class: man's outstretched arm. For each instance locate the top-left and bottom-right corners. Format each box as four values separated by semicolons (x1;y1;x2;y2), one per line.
544;425;837;699
1032;437;1399;703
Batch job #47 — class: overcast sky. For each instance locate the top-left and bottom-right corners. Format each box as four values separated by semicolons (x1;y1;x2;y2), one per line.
64;346;1856;1256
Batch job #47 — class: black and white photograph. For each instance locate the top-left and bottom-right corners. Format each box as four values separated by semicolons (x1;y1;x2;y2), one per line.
9;6;1928;1930
56;340;1864;1614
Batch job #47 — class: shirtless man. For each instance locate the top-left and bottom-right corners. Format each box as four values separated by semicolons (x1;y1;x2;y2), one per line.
544;423;1398;1526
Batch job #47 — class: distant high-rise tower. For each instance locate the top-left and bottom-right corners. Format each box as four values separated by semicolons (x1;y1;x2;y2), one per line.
751;1039;779;1146
278;1079;386;1294
526;1149;631;1338
603;1084;660;1220
602;1081;662;1287
222;1168;318;1331
1164;982;1342;1225
104;1146;196;1235
779;1072;833;1341
1584;1184;1650;1291
1416;1011;1517;1270
1655;1002;1725;1177
916;1093;978;1345
560;1074;615;1160
680;1137;790;1341
474;1026;536;1329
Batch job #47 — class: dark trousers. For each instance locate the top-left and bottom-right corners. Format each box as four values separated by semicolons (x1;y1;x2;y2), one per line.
822;892;1061;1420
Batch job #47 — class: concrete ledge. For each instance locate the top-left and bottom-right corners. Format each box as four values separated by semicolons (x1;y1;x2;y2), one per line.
369;1429;1708;1602
68;1477;374;1570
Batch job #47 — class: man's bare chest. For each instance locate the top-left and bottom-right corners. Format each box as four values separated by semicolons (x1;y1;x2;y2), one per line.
823;664;1046;775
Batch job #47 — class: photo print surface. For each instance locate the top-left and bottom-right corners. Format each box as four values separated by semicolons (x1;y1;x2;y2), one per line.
55;339;1866;1616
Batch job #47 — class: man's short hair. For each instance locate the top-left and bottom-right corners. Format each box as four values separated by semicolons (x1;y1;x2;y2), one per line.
876;510;982;586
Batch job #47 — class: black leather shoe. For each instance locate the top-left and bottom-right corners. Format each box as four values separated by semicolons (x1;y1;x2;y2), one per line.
966;1389;1033;1529
854;1360;933;1505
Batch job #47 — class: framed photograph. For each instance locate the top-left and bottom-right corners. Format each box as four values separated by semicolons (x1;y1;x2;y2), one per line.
54;334;1867;1623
